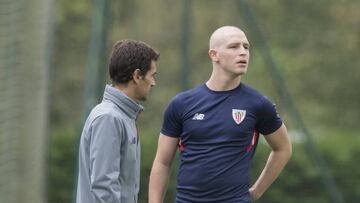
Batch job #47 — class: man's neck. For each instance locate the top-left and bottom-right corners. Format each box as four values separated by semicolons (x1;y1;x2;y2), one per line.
206;71;241;91
112;83;139;103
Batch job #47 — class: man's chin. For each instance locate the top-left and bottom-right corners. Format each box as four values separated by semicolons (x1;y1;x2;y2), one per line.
236;70;247;76
139;96;147;102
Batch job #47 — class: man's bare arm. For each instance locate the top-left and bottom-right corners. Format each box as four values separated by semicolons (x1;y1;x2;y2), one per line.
149;134;179;203
250;124;292;200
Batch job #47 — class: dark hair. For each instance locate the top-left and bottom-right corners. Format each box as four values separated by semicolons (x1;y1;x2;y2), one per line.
109;39;159;84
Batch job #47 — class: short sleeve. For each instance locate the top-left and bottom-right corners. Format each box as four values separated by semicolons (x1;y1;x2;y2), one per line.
161;95;183;137
257;96;283;135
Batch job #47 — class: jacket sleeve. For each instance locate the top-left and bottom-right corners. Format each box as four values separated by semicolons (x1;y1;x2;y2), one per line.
89;114;123;203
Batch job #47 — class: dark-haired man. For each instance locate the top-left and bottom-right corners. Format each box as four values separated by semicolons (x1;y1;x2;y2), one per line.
76;39;159;203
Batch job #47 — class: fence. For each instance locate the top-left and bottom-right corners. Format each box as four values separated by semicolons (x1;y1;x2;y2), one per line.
0;0;53;202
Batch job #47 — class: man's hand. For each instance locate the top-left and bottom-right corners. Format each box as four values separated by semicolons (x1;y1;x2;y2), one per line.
249;186;261;201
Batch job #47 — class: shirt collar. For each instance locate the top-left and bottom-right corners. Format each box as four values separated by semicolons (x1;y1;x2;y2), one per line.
103;84;144;120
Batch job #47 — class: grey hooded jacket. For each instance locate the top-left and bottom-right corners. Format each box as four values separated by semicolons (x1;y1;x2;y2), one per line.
76;85;143;203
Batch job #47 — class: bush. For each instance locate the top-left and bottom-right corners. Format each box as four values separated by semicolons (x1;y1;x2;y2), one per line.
251;129;360;203
48;127;78;203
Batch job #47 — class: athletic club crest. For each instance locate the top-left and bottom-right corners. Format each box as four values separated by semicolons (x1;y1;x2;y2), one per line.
232;109;246;125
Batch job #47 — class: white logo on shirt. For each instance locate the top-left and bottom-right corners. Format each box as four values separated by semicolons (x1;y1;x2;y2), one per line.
192;113;205;120
232;109;246;125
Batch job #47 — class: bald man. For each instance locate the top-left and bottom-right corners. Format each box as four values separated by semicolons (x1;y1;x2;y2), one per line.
149;26;292;203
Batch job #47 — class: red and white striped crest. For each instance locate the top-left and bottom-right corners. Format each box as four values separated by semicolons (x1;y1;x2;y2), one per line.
232;109;246;125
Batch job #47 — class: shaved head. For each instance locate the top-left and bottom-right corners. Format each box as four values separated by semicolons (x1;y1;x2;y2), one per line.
209;26;245;49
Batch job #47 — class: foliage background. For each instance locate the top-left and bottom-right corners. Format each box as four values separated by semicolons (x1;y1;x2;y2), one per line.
48;0;360;202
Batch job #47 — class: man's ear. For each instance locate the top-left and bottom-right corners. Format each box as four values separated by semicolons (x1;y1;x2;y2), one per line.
132;69;143;84
209;49;219;62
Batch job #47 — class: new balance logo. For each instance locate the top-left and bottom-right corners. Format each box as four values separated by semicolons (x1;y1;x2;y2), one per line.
192;113;205;120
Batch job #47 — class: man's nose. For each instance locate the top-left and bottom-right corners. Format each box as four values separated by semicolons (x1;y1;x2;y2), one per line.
239;47;247;55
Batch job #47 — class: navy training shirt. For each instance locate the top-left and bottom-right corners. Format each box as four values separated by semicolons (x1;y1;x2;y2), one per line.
161;83;282;203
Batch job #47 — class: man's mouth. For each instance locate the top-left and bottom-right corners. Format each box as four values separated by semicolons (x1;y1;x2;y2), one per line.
237;60;247;65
